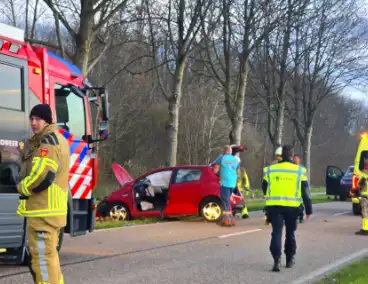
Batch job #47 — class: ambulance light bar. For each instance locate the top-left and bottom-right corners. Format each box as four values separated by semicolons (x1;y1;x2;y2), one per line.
0;23;24;43
361;132;368;139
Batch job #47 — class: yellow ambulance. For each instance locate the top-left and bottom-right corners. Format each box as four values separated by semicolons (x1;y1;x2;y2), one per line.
349;132;368;215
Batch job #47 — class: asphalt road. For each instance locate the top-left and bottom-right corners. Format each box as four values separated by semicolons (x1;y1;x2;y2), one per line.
1;201;367;284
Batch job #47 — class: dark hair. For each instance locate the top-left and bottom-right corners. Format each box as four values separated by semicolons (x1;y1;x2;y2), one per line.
282;145;294;160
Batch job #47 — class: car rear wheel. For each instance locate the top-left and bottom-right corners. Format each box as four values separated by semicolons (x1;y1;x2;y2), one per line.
108;202;131;221
200;198;223;222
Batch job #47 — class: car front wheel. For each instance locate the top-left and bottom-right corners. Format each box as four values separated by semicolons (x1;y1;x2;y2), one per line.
108;202;131;221
200;198;223;222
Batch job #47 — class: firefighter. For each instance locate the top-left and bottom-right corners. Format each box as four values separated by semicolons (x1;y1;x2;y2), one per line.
271;146;283;165
262;145;313;272
356;156;368;235
237;167;254;218
213;145;240;226
16;104;70;284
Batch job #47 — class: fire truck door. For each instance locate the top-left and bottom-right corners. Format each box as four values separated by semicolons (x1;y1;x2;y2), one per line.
0;54;29;249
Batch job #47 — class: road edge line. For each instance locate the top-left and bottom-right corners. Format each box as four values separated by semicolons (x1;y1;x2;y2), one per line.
333;211;350;216
291;248;368;284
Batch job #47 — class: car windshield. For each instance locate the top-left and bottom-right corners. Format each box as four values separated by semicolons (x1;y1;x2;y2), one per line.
344;166;354;176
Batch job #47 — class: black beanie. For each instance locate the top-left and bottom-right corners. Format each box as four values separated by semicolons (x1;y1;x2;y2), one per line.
29;104;53;124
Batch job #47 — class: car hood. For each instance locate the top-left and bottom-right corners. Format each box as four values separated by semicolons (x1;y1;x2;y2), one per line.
111;163;134;187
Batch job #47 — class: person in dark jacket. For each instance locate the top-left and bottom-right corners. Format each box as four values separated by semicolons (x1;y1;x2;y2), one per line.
294;154;305;223
262;145;313;272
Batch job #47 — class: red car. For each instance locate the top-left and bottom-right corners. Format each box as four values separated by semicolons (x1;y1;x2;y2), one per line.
96;163;245;222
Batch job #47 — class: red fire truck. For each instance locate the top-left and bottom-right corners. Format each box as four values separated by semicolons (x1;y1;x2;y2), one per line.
0;23;109;264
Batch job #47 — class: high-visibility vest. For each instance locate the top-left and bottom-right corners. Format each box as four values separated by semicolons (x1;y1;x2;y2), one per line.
263;162;308;207
237;169;250;193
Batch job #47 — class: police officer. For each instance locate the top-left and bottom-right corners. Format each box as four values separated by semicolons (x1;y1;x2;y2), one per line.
262;145;312;272
293;154;305;223
16;104;70;284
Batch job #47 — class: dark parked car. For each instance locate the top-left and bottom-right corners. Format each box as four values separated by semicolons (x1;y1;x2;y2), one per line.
325;165;354;201
340;165;354;200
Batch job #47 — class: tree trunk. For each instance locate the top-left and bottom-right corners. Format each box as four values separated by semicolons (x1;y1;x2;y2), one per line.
230;67;248;145
274;102;285;150
74;2;94;76
166;60;186;166
303;125;313;182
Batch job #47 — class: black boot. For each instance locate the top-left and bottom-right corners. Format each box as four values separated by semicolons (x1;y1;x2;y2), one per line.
272;258;281;272
286;256;295;268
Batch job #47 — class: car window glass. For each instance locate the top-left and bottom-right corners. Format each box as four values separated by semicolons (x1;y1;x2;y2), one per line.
175;169;202;184
144;171;172;188
344;167;354;176
327;167;342;178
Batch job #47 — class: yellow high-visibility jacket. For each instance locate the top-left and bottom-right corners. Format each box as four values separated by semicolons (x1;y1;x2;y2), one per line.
237;168;250;195
17;124;70;229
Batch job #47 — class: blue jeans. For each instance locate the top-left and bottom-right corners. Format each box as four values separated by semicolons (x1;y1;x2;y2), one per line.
220;186;233;211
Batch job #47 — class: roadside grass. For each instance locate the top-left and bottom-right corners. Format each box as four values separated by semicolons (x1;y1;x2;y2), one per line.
316;257;368;284
95;188;331;230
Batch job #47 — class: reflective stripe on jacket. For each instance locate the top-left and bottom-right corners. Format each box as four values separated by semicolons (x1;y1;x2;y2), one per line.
263;162;308;207
17;124;70;228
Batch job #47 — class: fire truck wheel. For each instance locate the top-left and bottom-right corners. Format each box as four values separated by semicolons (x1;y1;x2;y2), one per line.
108;202;131;221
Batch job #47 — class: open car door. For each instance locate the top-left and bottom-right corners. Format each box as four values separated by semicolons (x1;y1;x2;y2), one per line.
326;165;344;196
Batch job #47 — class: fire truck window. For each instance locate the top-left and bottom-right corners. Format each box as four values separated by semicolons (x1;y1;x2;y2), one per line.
55;84;85;138
359;151;368;171
0;63;22;110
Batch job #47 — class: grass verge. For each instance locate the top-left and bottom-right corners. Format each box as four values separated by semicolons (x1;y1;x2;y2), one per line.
316;257;368;284
95;193;332;230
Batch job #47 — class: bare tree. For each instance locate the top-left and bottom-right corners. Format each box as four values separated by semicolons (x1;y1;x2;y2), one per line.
286;0;367;175
41;0;129;75
145;0;212;166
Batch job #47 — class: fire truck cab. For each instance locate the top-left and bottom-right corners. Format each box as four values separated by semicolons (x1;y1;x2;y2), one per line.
0;23;109;264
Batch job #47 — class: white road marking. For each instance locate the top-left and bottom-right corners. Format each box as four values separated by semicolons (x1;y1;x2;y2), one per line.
291;248;368;284
95;221;173;232
333;211;351;216
218;229;263;239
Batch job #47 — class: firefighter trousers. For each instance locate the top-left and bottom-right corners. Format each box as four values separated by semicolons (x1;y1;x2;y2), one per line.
361;197;368;231
27;219;64;284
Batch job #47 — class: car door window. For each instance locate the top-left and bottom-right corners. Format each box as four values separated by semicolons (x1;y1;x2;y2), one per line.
144;171;173;189
174;169;202;184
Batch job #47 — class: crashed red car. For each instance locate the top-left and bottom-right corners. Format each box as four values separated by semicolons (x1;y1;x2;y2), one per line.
96;163;245;222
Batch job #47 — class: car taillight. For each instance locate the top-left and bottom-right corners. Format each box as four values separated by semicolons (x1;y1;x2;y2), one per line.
352;175;359;190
